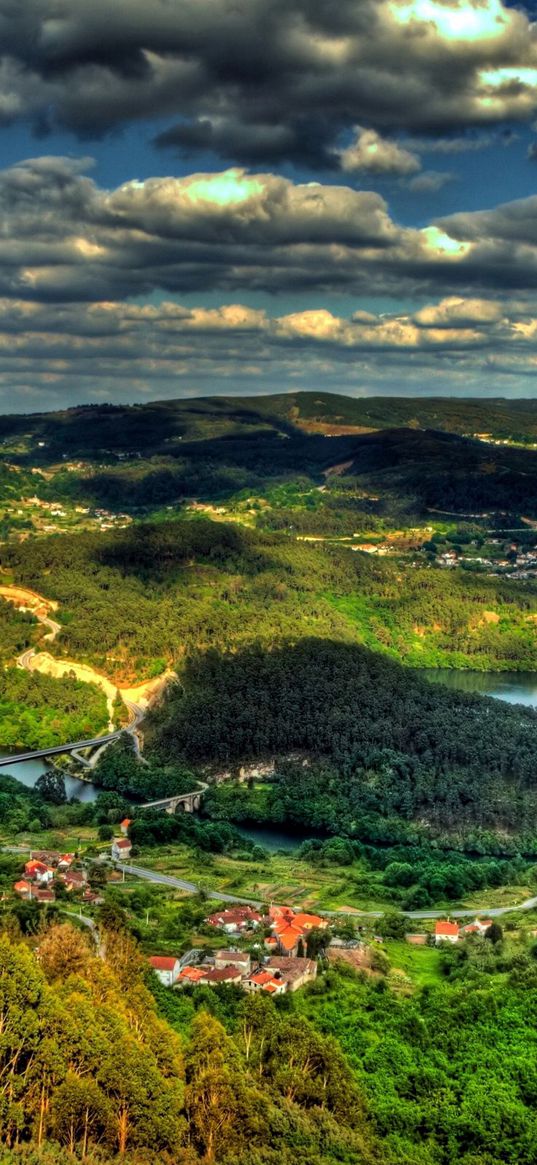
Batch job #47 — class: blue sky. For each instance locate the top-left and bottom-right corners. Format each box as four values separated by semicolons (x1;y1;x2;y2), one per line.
2;0;537;409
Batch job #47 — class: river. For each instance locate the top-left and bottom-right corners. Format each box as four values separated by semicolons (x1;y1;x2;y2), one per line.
422;669;537;709
0;752;99;802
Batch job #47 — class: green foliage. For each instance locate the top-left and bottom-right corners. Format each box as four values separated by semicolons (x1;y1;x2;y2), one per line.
149;638;537;833
0;668;108;749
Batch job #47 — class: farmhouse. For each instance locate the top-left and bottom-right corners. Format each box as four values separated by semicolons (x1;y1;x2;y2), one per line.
214;950;251;974
148;956;181;987
112;838;132;861
206;906;264;933
435;920;460;944
265;956;318;991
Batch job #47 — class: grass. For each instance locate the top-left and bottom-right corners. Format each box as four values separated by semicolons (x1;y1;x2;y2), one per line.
137;845;395;912
386;939;443;987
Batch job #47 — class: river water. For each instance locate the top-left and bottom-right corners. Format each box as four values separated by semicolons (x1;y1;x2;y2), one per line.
422;669;537;709
0;752;98;802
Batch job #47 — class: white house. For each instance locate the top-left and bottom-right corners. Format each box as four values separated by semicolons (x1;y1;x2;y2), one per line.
148;956;181;987
112;837;132;861
435;920;459;945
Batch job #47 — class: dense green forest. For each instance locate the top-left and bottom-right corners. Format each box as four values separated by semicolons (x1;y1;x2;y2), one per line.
0;669;108;750
0;909;536;1164
147;639;537;835
4;517;537;682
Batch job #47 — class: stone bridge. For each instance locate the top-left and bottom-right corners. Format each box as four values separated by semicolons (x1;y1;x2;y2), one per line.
140;782;208;814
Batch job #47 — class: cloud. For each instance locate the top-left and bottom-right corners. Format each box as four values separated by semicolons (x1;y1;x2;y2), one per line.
3;156;537;305
0;294;536;411
0;1;536;169
339;128;421;175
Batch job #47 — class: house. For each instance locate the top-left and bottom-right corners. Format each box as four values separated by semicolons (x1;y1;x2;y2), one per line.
35;888;55;903
178;966;206;984
199;966;243;986
214;950;251;974
57;854;75;871
120;818;133;836
13;880;32;898
264;935;279;951
148;956;181;987
243;969;287;995
462;918;494;936
292;912;328;932
24;860;53;885
269;904;329;956
265;956;317;991
435;920;460;944
60;869;87;892
205;906;264;933
112;838;132;861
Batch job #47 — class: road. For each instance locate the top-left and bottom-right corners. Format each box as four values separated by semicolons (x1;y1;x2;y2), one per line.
0;701;143;769
119;862;537;919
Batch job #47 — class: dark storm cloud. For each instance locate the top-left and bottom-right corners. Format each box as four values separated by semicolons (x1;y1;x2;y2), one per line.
1;1;537;168
3;155;537;304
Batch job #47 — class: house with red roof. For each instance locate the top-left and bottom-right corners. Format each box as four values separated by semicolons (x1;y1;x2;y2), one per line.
214;950;251;974
14;880;32;898
148;955;181;986
435;920;460;944
199;966;243;986
205;906;264;933
178;966;206;984
120;818;133;836
243;969;286;995
462;918;494;936
269;904;328;956
24;860;53;885
112;837;132;861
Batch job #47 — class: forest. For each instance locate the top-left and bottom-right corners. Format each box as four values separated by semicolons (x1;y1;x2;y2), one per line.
147;638;537;836
0;909;535;1165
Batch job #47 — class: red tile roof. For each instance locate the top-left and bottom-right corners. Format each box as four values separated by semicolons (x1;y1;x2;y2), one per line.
435;921;459;936
204;966;242;982
113;838;132;849
179;966;206;982
149;955;178;972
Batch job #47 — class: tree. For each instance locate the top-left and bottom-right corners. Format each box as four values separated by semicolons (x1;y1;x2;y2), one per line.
485;922;504;944
185;1012;241;1162
35;770;67;805
38;923;90;981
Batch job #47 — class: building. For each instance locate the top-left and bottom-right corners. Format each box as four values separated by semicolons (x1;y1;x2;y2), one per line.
243;969;286;995
24;860;53;885
265;956;317;991
462;918;494;936
214;950;251;974
269;904;328;956
148;956;181;987
120;818;133;836
13;880;32;898
57;854;75;871
435;921;460;944
199;966;243;986
205;906;264;933
112;838;132;861
178;966;206;985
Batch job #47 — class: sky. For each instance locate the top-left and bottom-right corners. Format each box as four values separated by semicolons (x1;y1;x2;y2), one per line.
4;1;537;409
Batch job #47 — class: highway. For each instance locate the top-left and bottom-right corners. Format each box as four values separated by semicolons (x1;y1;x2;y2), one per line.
0;701;142;769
